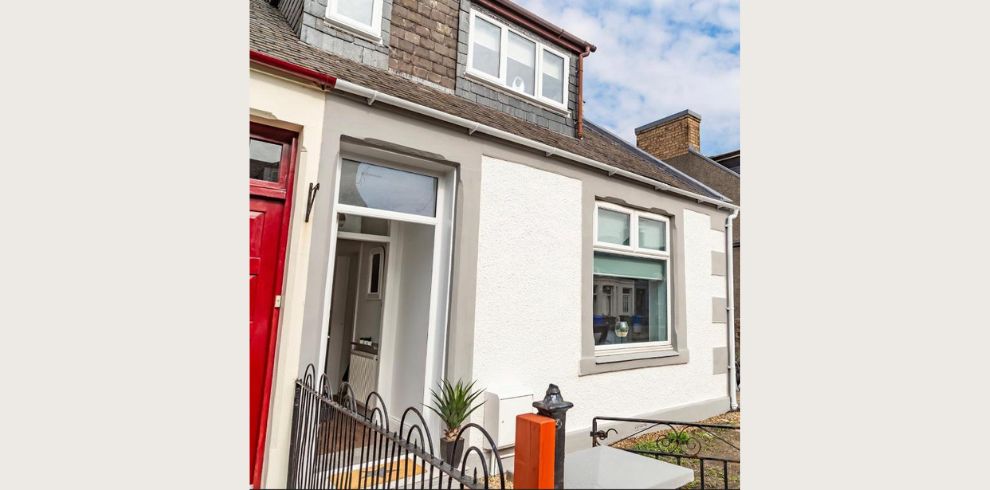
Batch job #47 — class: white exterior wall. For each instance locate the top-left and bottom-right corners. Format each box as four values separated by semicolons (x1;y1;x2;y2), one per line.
249;68;326;489
472;156;728;438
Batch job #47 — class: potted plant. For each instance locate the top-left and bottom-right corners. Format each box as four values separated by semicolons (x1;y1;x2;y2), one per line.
426;379;485;467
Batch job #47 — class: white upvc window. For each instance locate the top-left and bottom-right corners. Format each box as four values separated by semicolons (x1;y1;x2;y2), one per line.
592;202;672;354
326;0;384;39
467;9;570;111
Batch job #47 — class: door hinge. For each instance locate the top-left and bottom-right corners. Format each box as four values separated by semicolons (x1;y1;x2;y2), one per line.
275;295;282;308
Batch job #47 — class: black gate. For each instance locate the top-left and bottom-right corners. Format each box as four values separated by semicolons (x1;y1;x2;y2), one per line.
288;365;506;489
591;416;740;489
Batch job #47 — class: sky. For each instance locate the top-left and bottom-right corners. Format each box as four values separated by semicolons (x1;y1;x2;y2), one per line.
513;0;740;156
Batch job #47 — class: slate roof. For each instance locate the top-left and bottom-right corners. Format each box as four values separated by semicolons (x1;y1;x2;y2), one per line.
249;0;727;201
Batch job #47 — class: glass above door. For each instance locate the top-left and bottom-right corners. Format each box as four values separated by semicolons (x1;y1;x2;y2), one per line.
338;160;438;217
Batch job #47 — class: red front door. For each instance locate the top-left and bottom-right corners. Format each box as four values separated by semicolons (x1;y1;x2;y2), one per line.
249;123;298;487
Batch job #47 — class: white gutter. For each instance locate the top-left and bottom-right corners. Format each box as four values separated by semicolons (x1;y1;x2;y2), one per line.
334;79;739;211
725;209;740;410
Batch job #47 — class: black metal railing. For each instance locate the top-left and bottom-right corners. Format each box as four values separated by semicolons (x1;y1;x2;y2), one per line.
288;365;506;489
591;416;740;489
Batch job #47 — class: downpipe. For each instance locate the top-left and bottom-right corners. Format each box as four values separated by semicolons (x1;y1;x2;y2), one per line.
725;209;740;410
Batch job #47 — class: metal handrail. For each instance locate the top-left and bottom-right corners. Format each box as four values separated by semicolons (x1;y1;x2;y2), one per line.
591;415;740;490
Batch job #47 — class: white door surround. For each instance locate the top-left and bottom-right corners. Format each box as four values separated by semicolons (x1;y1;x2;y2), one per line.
317;145;457;435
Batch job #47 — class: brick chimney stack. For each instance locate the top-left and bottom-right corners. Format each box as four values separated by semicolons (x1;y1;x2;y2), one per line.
634;110;702;160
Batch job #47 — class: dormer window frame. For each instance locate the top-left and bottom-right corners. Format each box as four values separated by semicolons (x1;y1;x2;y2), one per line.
325;0;384;41
466;9;571;112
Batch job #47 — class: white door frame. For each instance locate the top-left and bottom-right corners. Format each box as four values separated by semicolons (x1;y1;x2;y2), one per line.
316;149;457;424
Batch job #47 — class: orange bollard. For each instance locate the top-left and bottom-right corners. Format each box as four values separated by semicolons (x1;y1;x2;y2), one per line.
514;413;556;489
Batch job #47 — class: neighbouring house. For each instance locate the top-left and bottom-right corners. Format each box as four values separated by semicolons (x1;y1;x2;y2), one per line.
634;110;742;374
710;149;740;173
249;0;740;488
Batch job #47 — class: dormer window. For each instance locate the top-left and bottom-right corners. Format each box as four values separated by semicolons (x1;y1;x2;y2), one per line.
507;32;536;96
541;50;565;103
326;0;383;39
467;10;570;111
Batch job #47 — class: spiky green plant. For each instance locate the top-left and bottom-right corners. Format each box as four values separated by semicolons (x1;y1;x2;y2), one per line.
425;379;485;441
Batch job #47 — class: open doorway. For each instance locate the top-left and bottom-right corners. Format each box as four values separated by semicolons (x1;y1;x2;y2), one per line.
318;153;454;439
323;214;438;409
322;236;384;401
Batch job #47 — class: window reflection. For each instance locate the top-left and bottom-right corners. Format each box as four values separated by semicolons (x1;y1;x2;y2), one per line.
592;252;668;346
250;139;282;182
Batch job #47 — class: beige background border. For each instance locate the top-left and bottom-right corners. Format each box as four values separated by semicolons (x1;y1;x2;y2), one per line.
5;1;990;488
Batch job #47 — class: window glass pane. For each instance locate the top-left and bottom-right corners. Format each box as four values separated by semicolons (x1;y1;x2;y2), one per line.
506;32;536;95
339;160;438;217
336;0;375;27
638;217;667;251
593;253;668;346
597;208;630;246
541;50;565;103
369;253;381;293
250;138;282;182
472;17;501;77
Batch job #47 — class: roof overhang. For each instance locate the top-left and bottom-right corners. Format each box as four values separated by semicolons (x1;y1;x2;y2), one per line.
249;50;338;90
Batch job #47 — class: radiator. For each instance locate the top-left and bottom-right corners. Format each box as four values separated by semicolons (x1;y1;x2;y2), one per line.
348;351;378;407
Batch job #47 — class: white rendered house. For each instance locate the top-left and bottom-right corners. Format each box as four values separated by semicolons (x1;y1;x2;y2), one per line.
248;0;739;487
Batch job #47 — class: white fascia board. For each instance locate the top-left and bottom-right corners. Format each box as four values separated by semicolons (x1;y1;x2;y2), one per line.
333;78;740;211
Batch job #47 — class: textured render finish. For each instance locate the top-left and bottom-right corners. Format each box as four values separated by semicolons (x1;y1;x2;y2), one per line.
300;0;392;70
472;155;583;420
389;0;460;89
635;112;701;160
454;0;579;136
472;159;729;435
711;251;726;276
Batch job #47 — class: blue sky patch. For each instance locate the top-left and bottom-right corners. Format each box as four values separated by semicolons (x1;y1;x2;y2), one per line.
514;0;740;156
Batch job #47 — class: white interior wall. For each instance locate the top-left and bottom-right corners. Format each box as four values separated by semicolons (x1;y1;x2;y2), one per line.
388;221;436;416
472;157;728;438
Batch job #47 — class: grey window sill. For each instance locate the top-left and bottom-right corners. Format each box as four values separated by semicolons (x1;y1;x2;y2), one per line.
579;348;689;376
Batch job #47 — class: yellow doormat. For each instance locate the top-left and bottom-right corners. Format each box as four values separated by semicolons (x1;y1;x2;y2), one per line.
330;455;426;489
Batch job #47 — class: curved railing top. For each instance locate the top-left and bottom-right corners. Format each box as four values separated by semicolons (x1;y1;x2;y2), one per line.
290;364;505;489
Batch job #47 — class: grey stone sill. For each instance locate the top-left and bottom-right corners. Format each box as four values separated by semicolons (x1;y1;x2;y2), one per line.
322;17;385;46
579;348;689;376
595;348;679;363
464;71;571;118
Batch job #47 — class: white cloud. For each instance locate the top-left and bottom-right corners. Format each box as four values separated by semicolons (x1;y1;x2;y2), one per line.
513;0;740;155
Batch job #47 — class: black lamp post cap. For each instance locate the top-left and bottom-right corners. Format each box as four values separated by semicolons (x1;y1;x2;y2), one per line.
533;383;574;412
